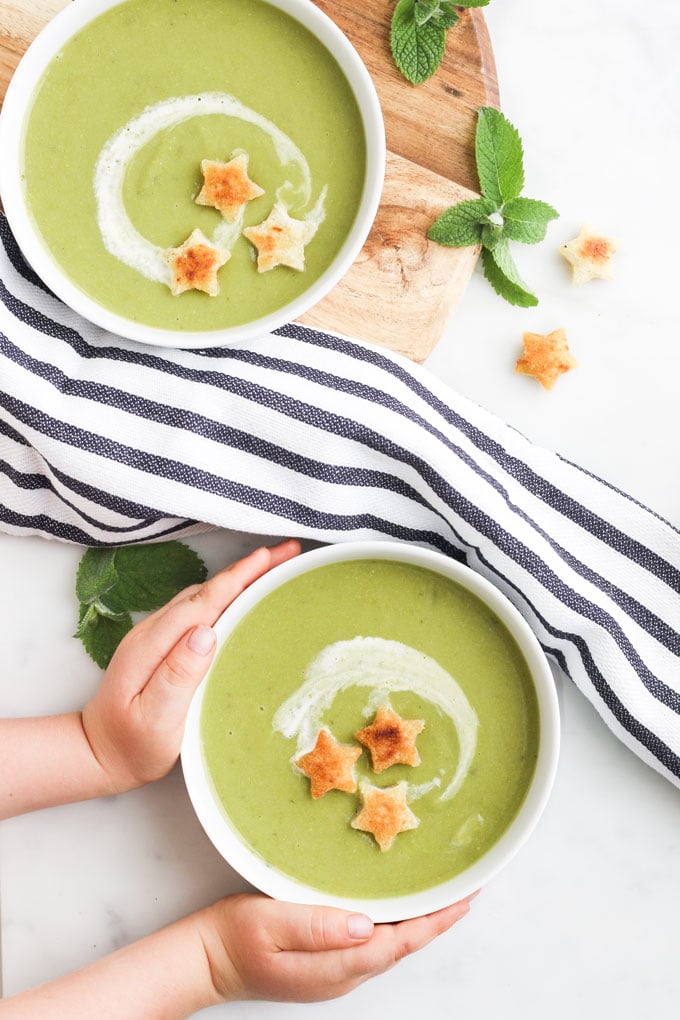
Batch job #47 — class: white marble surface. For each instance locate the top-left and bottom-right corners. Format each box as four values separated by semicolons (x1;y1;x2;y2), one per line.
2;0;680;1014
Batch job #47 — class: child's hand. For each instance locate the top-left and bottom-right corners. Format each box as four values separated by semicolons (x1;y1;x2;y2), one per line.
200;892;475;1004
0;890;476;1017
81;539;301;794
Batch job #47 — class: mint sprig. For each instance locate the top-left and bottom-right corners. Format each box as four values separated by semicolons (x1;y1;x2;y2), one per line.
390;0;490;86
75;541;207;668
428;107;558;306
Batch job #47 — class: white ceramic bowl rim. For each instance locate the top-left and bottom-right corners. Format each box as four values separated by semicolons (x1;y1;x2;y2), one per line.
0;0;385;349
181;540;560;923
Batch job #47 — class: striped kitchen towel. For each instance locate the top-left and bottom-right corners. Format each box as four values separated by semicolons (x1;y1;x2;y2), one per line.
1;213;679;790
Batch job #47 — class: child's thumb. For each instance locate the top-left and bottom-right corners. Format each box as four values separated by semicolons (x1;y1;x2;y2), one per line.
273;904;375;952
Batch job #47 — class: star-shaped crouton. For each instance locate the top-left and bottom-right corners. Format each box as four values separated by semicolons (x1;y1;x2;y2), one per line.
515;328;578;390
162;228;230;296
195;154;265;223
295;728;362;799
560;225;618;286
354;705;425;773
351;781;419;852
243;201;317;272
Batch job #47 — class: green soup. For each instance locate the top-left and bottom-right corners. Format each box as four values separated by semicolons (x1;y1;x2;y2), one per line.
201;560;540;899
22;0;366;330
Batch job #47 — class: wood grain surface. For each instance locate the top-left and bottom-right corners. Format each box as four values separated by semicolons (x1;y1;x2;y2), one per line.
0;0;499;361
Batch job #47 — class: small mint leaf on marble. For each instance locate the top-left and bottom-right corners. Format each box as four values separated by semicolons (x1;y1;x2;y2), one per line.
75;548;118;606
481;241;539;307
481;218;504;250
501;197;559;244
475;106;525;206
76;601;133;670
100;543;207;614
75;541;207;667
427;107;557;305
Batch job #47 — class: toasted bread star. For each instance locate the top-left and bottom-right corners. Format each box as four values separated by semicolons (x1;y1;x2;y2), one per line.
355;705;425;773
560;225;618;286
195;154;265;223
295;728;362;799
351;781;419;852
515;328;578;390
243;201;317;272
162;228;230;296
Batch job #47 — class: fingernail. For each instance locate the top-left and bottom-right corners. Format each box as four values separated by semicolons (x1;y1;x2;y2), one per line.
347;914;374;940
187;625;216;656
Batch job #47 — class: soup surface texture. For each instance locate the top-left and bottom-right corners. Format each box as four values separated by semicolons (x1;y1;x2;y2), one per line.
22;0;366;330
201;560;540;899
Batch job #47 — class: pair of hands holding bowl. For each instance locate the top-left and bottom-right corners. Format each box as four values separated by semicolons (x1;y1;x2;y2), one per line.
0;540;474;1018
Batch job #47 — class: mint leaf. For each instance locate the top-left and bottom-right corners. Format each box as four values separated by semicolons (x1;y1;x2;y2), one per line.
481;220;503;250
391;0;447;85
501;197;559;244
101;542;207;614
427;106;557;305
428;197;497;246
75;599;128;640
435;4;461;31
412;0;469;29
74;540;207;667
414;0;442;26
75;548;118;606
475;107;525;206
77;601;133;670
481;241;538;307
390;1;490;85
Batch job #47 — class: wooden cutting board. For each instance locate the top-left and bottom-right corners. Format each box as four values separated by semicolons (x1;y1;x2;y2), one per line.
0;0;499;362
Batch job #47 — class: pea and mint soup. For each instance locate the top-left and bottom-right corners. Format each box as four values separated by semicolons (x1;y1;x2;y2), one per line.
201;559;540;899
22;0;366;330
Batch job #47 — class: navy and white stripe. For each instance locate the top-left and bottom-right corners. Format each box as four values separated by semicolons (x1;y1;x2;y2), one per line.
1;213;679;788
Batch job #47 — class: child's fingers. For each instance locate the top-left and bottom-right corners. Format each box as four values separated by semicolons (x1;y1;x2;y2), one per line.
267;898;473;1002
135;623;217;738
380;898;473;961
113;541;301;692
186;540;301;620
312;898;474;990
268;896;470;959
264;538;305;571
147;540;300;638
136;540;300;708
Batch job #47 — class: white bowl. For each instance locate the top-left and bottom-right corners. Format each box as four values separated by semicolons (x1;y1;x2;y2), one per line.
0;0;385;348
181;541;560;922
